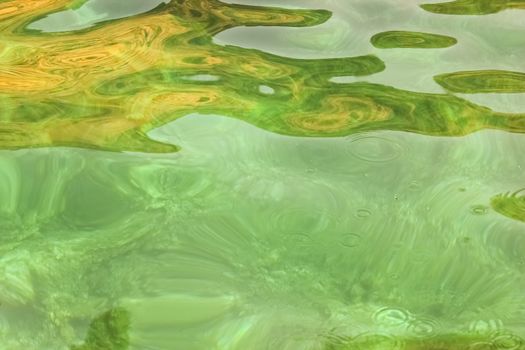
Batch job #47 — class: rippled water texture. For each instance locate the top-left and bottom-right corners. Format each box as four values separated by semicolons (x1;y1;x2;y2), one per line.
0;0;525;349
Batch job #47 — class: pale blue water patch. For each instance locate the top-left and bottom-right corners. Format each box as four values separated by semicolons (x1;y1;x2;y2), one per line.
27;0;170;33
258;85;275;95
183;74;220;82
217;0;365;59
330;76;361;84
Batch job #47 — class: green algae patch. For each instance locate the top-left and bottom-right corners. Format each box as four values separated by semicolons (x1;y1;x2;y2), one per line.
324;332;525;349
71;308;130;350
420;0;525;15
371;31;457;49
435;70;525;93
491;189;525;223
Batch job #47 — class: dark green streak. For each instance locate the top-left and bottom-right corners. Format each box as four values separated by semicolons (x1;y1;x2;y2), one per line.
324;332;525;349
491;189;525;223
420;0;525;15
71;308;130;350
371;31;457;49
97;69;525;140
435;70;525;93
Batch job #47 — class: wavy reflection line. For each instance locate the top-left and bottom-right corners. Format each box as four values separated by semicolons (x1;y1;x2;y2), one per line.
371;31;457;49
0;0;524;153
435;70;525;94
420;0;525;15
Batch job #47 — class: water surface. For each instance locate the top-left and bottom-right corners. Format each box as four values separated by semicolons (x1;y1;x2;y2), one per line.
0;0;524;349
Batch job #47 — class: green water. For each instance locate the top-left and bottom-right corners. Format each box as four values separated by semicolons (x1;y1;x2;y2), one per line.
1;0;525;349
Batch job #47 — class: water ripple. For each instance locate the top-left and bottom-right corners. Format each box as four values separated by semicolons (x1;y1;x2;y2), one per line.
492;332;524;350
373;307;410;327
348;135;404;163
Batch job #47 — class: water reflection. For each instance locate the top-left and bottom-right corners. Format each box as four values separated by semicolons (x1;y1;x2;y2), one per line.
28;0;170;33
0;0;523;153
0;0;524;348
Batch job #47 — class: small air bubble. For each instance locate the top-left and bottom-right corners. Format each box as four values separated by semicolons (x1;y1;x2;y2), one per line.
340;233;361;248
356;209;372;218
470;205;489;215
259;85;275;95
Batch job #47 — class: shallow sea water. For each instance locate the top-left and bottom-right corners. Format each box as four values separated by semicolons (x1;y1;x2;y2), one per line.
0;0;525;349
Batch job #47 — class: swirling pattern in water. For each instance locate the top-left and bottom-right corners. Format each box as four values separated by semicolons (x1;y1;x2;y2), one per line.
435;70;525;94
0;0;524;152
492;332;524;350
420;0;525;15
348;135;404;163
371;31;458;49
